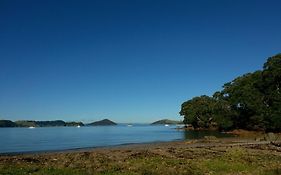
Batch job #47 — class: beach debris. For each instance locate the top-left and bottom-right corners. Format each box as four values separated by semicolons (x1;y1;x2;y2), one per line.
203;136;219;142
264;133;277;142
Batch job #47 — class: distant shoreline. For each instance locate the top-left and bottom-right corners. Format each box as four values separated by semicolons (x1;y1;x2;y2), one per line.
0;119;117;127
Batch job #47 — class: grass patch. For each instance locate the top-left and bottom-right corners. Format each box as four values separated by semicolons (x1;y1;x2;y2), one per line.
203;158;256;174
263;168;281;175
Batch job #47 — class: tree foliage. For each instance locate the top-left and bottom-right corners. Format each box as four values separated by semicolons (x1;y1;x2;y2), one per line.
180;95;235;131
180;54;281;131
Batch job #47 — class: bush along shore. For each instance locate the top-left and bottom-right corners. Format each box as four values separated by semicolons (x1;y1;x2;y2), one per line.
180;54;281;132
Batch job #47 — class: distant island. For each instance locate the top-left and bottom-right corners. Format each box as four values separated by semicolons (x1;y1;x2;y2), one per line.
87;119;117;126
0;119;117;127
0;120;17;127
151;119;183;125
0;120;84;127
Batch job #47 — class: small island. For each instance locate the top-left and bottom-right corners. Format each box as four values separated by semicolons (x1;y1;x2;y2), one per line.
0;120;17;127
151;119;183;125
87;119;117;126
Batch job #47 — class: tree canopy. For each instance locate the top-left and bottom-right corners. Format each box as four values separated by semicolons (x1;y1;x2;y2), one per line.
180;54;281;132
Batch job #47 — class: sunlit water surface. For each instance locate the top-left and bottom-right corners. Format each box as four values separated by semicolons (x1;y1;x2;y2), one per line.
0;124;231;153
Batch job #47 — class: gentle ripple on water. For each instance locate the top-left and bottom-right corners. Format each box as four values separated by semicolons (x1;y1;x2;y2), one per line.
0;125;231;153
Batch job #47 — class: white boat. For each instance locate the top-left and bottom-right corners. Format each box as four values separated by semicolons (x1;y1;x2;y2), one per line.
28;126;35;129
164;124;169;127
77;125;81;128
127;124;133;127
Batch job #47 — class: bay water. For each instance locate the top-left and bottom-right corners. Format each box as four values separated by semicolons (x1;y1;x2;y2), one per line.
0;124;230;154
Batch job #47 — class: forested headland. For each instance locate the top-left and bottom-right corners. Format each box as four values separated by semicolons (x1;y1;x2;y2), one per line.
180;54;281;132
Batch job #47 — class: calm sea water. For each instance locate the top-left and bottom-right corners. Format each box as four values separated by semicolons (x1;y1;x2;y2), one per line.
0;125;230;154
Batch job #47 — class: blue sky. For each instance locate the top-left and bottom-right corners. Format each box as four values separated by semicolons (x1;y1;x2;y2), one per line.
0;0;281;123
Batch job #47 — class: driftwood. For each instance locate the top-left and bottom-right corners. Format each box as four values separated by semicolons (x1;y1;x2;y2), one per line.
269;133;281;147
270;141;281;147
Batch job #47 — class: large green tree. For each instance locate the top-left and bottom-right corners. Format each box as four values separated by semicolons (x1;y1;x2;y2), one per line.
219;71;266;130
180;95;235;130
261;54;281;131
180;53;281;132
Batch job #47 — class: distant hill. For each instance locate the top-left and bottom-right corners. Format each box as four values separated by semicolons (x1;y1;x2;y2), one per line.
65;122;84;127
0;120;17;127
15;120;37;127
151;119;183;125
15;120;69;127
35;120;66;127
0;120;84;127
87;119;117;126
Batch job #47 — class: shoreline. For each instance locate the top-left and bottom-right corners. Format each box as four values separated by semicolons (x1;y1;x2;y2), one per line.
0;130;279;156
0;135;277;156
1;136;281;174
0;139;184;156
1;129;280;156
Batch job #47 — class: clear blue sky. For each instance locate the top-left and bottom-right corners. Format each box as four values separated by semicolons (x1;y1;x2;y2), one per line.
0;0;281;123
